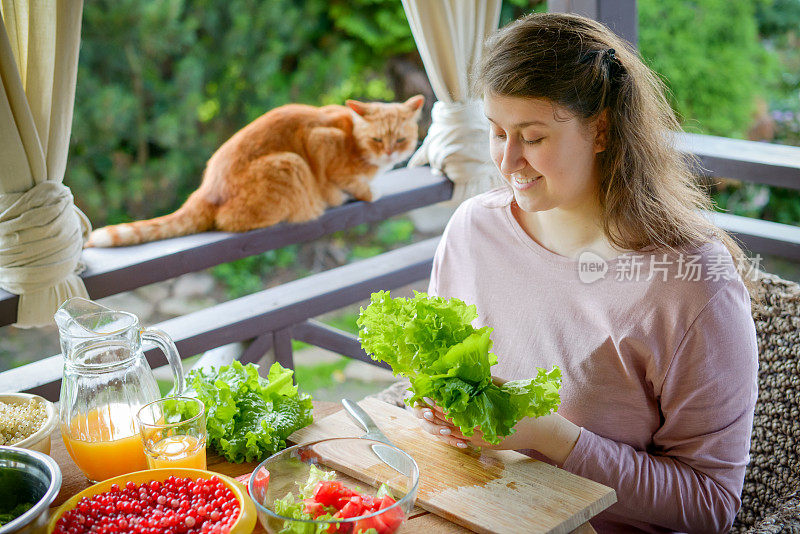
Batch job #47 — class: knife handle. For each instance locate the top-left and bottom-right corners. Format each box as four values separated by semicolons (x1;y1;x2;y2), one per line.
342;399;377;433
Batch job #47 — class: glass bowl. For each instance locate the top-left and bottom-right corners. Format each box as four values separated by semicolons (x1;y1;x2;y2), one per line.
249;437;419;534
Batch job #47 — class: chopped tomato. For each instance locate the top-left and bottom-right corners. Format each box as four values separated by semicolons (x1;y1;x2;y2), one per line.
234;468;269;498
337;496;364;519
359;494;377;511
234;472;251;490
377;496;405;532
378;496;396;509
303;498;328;519
253;467;270;489
326;521;352;534
313;481;356;507
305;481;404;534
353;515;384;534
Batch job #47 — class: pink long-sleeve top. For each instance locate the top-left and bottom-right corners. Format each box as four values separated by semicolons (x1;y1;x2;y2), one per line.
428;189;758;533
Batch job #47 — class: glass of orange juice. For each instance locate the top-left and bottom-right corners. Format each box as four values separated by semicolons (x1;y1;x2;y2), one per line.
136;397;207;470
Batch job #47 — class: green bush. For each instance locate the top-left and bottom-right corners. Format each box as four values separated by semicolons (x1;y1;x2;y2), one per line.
374;220;415;247
211;245;300;299
294;357;350;394
638;0;779;138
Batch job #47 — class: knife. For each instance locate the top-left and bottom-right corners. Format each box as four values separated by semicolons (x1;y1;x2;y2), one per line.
342;399;395;445
341;399;414;475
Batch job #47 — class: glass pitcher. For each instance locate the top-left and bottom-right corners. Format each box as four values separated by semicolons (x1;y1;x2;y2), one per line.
55;297;185;482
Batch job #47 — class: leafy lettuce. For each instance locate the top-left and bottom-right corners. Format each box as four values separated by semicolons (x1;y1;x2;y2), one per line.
358;291;561;444
274;492;335;534
184;361;314;463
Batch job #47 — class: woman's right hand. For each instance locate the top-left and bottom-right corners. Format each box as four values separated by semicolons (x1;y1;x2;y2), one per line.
412;377;508;449
413;397;474;449
411;376;581;465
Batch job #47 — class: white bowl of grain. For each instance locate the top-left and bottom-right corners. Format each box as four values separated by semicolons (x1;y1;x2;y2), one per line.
0;393;58;455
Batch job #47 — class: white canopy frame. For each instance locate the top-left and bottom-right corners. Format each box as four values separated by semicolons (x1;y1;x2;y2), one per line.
0;0;90;328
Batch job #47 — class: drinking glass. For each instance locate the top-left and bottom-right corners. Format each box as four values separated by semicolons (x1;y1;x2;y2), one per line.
136;397;207;470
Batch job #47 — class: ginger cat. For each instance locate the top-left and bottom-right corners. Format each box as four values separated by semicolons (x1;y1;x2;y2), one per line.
86;95;425;247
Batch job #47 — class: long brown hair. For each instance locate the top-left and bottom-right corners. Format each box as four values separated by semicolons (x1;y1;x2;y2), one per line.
473;12;759;298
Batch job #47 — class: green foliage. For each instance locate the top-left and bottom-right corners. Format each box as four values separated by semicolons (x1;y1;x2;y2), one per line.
350;245;384;260
638;0;779;137
322;312;360;335
328;0;416;60
338;218;416;261
756;0;800;37
714;183;800;229
707;1;800;227
500;0;547;26
211;245;300;299
374;219;415;247
294;357;349;394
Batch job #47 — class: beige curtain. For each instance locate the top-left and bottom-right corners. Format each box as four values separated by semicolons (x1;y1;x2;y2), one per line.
401;0;502;204
0;0;89;328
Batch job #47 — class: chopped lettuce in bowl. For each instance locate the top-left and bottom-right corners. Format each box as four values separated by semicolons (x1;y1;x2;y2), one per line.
249;439;418;534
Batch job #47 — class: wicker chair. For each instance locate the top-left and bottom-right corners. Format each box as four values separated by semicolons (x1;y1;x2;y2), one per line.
369;272;800;532
733;272;800;532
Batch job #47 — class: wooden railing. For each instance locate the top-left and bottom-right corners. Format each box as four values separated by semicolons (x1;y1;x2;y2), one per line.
0;167;450;326
1;133;799;400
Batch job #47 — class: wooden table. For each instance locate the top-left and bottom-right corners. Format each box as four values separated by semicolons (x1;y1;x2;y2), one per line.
48;401;597;533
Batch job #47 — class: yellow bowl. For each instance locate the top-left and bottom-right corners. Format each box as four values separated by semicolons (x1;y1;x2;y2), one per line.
47;468;256;533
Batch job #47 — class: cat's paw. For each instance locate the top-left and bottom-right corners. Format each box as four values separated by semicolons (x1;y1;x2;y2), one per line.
367;181;382;202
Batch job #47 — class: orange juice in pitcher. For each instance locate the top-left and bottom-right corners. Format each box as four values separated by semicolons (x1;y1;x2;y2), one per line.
55;297;185;482
62;404;148;482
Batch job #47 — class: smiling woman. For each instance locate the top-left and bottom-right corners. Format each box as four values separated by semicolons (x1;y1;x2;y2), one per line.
413;12;760;534
484;94;606;253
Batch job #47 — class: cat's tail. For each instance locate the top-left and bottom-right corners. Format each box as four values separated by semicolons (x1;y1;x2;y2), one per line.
85;194;216;247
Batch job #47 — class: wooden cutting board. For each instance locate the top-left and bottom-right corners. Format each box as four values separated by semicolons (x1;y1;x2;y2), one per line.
288;397;616;534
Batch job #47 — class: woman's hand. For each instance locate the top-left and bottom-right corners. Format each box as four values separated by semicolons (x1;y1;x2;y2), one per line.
413;397;582;465
413;398;495;449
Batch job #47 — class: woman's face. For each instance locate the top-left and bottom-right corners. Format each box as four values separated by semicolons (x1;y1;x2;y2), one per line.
485;93;605;214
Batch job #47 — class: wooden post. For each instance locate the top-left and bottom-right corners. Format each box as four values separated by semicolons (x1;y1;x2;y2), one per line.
272;328;294;370
548;0;638;47
240;333;274;365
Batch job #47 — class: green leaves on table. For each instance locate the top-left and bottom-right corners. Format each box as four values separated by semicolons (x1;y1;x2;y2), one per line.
185;361;314;463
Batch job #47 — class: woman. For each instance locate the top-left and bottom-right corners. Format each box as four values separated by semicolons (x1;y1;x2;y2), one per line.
415;13;758;533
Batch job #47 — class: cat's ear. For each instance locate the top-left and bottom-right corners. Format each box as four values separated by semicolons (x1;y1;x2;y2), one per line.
346;100;370;119
404;95;425;112
404;95;425;120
